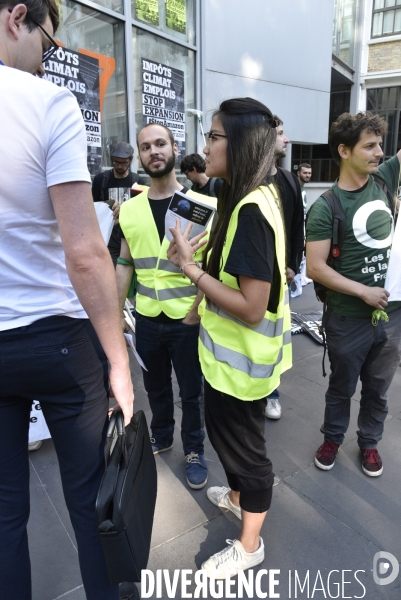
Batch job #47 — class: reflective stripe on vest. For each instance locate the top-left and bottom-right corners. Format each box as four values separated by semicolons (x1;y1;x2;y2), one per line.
120;190;217;318
200;324;291;379
198;186;292;400
134;257;180;273
205;302;284;338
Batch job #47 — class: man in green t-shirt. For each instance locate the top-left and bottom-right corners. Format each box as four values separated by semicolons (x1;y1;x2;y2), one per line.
306;111;401;478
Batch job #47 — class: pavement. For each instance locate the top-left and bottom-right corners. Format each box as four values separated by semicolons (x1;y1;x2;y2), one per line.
28;283;401;600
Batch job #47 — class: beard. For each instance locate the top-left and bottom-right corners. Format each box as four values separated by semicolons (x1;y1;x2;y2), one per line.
142;152;176;179
275;149;287;159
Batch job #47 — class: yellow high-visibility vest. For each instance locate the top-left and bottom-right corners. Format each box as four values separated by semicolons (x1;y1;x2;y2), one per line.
120;189;217;319
198;186;292;400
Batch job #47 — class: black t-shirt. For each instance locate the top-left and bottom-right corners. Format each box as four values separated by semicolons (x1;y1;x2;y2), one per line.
225;203;280;313
191;177;223;198
92;170;145;264
148;197;172;243
273;168;304;273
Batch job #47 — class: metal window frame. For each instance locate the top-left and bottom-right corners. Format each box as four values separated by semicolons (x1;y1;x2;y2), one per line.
366;85;401;159
371;1;401;37
70;0;199;164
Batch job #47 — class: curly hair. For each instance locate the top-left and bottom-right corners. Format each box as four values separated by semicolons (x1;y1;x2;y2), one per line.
180;154;206;174
329;112;388;165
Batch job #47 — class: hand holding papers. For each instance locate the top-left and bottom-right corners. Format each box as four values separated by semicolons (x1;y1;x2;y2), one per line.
94;202;114;244
124;333;148;371
165;190;215;242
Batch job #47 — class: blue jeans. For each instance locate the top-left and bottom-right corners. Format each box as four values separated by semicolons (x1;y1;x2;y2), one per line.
322;307;401;448
135;314;204;455
0;316;118;600
267;388;280;400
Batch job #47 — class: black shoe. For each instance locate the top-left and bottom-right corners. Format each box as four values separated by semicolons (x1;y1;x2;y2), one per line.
120;582;140;599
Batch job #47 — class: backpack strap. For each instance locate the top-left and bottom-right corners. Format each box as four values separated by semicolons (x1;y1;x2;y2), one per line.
321;189;346;252
129;171;140;187
100;169;112;203
278;167;297;199
372;173;395;216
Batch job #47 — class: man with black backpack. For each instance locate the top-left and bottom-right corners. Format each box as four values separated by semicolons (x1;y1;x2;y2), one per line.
180;153;223;198
92;142;146;265
306;111;401;478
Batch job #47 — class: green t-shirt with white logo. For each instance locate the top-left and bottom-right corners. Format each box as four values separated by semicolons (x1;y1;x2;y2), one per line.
306;155;401;317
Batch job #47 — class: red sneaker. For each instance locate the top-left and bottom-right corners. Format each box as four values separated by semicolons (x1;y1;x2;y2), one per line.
361;449;383;477
315;440;340;470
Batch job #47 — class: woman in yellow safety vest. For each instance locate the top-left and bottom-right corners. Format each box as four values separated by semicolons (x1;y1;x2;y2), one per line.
167;97;292;578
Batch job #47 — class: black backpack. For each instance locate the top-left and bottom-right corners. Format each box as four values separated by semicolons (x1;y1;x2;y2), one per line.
307;174;395;304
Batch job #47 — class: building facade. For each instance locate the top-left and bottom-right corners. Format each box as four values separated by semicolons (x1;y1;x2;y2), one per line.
293;0;401;206
47;0;334;183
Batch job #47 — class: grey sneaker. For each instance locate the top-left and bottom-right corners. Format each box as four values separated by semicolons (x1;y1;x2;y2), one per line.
265;398;282;419
206;486;242;520
201;537;265;578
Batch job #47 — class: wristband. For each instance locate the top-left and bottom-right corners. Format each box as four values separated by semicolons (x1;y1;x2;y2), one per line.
195;271;207;287
180;261;202;278
189;267;203;285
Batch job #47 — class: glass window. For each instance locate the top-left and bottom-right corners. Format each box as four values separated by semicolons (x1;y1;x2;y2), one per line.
132;26;196;179
383;9;395;32
332;0;356;67
51;1;128;174
365;87;401;160
372;0;401;35
388;87;399;108
91;0;124;15
372;11;384;35
367;89;376;111
132;0;196;46
395;8;401;31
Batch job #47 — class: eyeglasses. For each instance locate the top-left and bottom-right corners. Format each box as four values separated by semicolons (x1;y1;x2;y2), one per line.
205;131;227;148
33;20;59;63
112;160;130;167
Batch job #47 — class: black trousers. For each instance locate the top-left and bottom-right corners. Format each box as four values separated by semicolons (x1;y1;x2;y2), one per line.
0;316;118;600
204;380;273;512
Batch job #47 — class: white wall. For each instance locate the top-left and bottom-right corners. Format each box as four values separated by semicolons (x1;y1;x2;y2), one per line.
200;0;335;144
304;183;333;209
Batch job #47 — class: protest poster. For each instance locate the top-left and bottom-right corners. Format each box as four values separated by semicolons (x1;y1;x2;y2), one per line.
44;47;102;176
165;0;186;34
135;0;159;25
291;312;324;344
29;400;51;443
141;58;186;160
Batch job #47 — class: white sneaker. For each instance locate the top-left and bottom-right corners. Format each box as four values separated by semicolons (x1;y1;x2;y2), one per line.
201;538;264;579
206;486;242;520
265;398;282;419
28;440;42;451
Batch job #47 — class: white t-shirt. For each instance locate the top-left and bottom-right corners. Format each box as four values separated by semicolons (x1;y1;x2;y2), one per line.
0;66;91;331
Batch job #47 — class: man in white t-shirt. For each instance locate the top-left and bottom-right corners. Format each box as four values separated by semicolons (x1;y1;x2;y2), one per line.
0;2;134;599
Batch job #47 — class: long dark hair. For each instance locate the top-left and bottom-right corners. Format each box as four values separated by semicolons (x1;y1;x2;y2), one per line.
205;97;278;280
